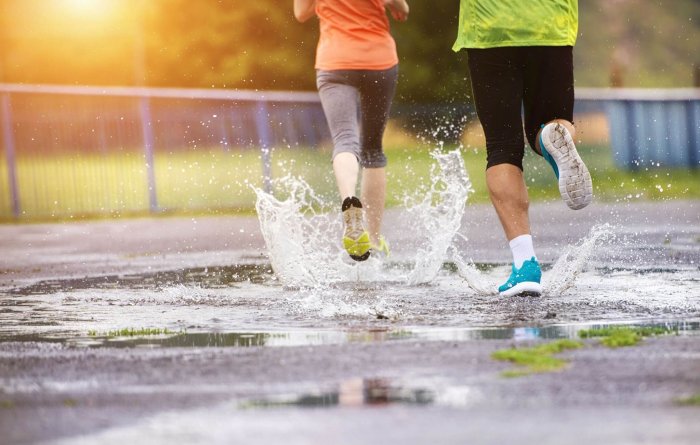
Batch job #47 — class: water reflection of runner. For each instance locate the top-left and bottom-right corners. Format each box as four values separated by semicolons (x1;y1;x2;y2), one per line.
452;0;593;296
293;0;409;261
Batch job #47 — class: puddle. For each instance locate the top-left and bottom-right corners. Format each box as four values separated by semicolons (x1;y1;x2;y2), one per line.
240;377;438;409
0;256;698;341
1;321;697;349
5;264;275;296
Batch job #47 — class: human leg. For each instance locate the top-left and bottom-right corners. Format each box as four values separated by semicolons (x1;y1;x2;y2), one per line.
467;48;531;240
317;70;371;261
467;48;541;295
360;167;386;247
317;70;362;199
485;163;531;241
487;164;542;296
358;65;398;248
523;46;592;209
333;152;360;199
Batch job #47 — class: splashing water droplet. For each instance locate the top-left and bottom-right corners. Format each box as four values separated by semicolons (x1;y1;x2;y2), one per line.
544;223;616;295
252;148;473;288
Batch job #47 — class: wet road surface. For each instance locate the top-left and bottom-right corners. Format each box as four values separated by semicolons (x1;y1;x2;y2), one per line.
1;200;699;444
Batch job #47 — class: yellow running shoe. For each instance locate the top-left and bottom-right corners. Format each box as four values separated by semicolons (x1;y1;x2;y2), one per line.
370;236;390;259
342;196;371;261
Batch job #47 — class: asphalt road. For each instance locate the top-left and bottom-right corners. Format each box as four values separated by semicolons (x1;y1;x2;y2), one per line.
1;199;699;444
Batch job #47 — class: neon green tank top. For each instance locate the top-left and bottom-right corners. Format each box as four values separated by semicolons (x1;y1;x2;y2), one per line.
452;0;578;50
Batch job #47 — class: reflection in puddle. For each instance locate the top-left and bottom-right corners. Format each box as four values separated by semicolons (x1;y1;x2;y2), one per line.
1;321;697;348
242;378;435;409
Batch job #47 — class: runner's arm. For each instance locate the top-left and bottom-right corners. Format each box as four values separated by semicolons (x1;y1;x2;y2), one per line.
294;0;317;22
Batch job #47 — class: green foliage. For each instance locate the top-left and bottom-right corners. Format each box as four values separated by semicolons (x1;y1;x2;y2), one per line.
390;0;470;104
578;325;678;348
3;1;697;100
143;1;318;91
576;0;700;87
492;339;583;377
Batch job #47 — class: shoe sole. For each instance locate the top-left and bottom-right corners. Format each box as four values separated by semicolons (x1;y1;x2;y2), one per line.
343;233;371;262
349;250;370;262
499;281;542;297
542;123;593;210
342;203;371;262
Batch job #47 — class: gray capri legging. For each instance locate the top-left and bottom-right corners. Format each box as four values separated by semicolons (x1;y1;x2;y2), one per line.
316;65;398;168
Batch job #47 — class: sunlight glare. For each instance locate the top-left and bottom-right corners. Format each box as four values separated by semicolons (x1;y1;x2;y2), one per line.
60;0;117;19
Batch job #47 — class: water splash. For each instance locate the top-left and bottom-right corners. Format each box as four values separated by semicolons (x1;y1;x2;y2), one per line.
254;150;619;303
453;224;617;297
253;149;472;288
290;286;403;320
404;150;473;284
253;176;341;286
451;249;497;295
544;223;616;295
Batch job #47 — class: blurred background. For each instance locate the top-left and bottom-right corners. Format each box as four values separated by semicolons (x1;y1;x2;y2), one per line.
0;0;698;220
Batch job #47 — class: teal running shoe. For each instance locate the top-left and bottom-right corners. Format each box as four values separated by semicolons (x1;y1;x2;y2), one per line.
540;123;593;210
498;257;543;297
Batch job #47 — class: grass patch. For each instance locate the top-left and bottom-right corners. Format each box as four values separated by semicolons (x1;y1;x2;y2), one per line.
492;339;583;377
0;400;14;409
578;325;678;348
88;327;180;337
2;141;698;221
675;394;700;406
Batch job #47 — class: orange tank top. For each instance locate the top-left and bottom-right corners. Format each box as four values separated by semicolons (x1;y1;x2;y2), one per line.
315;0;398;71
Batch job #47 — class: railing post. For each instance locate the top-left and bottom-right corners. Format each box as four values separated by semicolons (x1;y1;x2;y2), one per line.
687;100;699;169
1;93;20;218
623;100;639;170
255;101;273;193
139;96;158;212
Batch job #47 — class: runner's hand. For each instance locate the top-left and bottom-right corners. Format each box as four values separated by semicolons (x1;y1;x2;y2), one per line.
384;0;409;22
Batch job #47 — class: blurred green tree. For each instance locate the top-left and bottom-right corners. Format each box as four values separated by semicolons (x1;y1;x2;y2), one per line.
144;0;318;91
1;0;698;103
143;0;469;104
390;0;470;104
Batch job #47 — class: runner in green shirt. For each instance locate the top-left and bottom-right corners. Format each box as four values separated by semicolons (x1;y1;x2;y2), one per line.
453;0;592;297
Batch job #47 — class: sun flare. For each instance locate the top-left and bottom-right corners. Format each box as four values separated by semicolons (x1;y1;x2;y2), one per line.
60;0;116;17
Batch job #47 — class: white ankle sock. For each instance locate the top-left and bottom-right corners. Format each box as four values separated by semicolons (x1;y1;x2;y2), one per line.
509;234;536;269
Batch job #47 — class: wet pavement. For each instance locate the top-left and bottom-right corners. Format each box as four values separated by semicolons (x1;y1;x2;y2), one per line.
1;199;699;444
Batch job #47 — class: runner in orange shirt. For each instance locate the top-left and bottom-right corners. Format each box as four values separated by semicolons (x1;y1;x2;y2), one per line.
294;0;409;261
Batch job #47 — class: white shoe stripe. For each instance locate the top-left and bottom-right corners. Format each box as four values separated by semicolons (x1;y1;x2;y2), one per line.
499;281;543;297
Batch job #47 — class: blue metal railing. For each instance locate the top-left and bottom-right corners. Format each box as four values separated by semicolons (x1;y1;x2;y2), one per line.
577;88;700;170
0;84;330;218
2;84;698;219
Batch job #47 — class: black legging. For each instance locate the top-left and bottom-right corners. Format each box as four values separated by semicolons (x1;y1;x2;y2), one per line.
467;46;574;170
